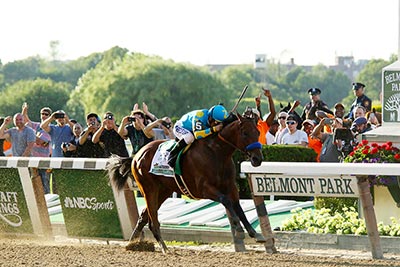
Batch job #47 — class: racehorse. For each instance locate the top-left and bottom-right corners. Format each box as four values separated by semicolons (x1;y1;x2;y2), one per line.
107;113;269;253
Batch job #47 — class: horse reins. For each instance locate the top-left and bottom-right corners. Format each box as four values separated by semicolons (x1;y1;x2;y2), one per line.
217;132;261;155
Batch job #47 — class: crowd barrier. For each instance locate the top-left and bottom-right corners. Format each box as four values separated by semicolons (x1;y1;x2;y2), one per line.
0;157;138;240
242;161;400;259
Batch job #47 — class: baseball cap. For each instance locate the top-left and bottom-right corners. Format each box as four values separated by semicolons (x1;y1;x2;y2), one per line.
334;103;345;109
302;119;315;126
352;117;367;126
86;112;99;121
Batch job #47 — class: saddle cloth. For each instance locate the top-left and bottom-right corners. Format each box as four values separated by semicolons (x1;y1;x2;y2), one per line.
149;140;175;177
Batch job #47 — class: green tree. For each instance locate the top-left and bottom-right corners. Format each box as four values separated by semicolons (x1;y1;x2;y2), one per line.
68;52;230;122
0;79;72;121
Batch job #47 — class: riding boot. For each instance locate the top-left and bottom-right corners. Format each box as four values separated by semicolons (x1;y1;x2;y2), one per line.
167;139;187;168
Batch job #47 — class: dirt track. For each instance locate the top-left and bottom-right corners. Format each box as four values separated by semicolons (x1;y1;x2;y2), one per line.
1;238;399;267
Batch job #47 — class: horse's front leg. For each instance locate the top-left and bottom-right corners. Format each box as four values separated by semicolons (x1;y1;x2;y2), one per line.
232;201;266;243
218;194;246;252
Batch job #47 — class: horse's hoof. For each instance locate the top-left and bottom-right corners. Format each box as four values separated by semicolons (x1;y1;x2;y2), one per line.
234;242;246;252
254;233;266;243
265;245;278;254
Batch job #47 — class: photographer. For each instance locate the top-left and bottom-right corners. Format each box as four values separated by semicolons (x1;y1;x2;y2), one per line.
62;123;82;157
350;117;373;136
118;109;154;156
40;110;74;158
78;113;105;158
92;112;129;157
311;117;349;162
149;117;175;140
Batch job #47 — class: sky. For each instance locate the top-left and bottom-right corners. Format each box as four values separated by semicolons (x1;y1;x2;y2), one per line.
0;0;399;66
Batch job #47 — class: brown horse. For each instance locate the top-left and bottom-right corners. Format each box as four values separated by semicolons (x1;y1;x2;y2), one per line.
108;113;266;253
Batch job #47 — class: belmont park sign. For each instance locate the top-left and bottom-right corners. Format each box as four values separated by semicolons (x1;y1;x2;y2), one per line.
251;174;359;198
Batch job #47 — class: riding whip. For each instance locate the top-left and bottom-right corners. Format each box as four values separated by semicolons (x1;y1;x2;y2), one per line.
230;84;249;113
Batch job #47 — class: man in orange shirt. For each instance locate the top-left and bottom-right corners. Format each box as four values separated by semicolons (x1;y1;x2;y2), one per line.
255;89;276;145
302;119;322;161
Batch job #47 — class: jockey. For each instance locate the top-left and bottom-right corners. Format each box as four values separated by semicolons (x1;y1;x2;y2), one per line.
167;104;229;168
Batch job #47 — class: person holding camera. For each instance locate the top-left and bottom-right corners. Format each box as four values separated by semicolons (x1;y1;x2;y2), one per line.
77;113;105;158
62;123;82;157
92;112;129;157
40;110;74;158
311;117;351;162
149;117;175;140
118;109;154;156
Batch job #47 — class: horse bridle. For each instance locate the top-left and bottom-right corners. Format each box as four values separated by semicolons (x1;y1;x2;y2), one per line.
217;130;262;156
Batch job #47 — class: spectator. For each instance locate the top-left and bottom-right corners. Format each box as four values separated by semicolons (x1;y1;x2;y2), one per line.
280;114;308;147
0;117;5;156
62;123;83;157
92;112;129;157
118;108;154;156
148;117;175;140
265;119;279;145
0;113;36;156
78;113;105;158
334;103;352;128
301;88;333;122
351;117;373;135
311;117;347;162
40;110;74;157
352;106;367;120
346;82;372;120
333;103;345;119
302;119;322;161
22;103;53;193
273;111;289;144
366;110;381;129
254;89;277;145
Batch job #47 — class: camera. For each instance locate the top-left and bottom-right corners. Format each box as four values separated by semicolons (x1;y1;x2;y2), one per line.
54;113;65;119
90;122;96;126
333;128;357;158
128;117;136;122
325;118;333;125
161;121;171;129
62;142;69;148
106;114;113;120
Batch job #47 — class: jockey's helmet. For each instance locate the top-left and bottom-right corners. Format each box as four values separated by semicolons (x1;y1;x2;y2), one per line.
208;105;228;122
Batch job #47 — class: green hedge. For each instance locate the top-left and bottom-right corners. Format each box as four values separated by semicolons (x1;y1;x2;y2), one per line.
234;145;317;199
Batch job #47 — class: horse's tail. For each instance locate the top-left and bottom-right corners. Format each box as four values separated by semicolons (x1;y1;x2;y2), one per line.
106;154;133;191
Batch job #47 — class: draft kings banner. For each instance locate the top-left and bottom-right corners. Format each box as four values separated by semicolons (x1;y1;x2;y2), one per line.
251;174;359;198
54;169;123;239
0;168;34;234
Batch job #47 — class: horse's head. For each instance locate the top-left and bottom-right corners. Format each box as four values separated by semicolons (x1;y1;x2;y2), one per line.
220;113;263;167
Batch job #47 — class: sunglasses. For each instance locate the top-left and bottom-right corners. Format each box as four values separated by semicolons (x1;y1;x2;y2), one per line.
41;113;50;116
286;120;297;125
278;117;287;120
